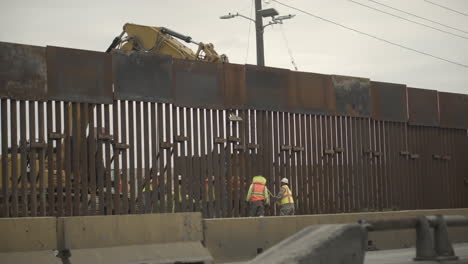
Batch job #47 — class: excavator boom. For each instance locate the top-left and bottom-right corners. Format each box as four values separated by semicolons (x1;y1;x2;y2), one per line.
106;23;228;63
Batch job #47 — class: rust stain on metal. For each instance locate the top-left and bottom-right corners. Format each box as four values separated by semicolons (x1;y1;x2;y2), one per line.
224;63;246;109
370;81;407;122
331;75;370;117
245;65;291;111
173;59;224;108
112;51;173;102
47;46;113;104
438;92;468;129
0;42;47;100
408;87;439;127
289;71;335;114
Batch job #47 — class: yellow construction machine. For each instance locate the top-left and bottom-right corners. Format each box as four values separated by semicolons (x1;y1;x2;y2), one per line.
106;23;228;63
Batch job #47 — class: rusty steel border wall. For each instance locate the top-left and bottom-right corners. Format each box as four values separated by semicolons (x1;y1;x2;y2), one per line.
0;42;467;218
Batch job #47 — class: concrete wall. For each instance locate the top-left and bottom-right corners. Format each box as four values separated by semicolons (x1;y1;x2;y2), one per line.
203;208;468;263
59;212;203;249
0;217;59;264
0;213;212;264
1;209;467;264
59;212;212;264
0;217;57;252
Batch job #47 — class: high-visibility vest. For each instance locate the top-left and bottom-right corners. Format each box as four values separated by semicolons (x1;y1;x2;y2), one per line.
279;185;294;205
142;179;155;192
250;181;266;201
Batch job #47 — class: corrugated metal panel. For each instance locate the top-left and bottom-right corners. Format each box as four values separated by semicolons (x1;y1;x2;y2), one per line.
112;51;173;102
289;71;334;114
46;46;113;104
438;91;468;129
370;81;407;122
173;59;224;108
245;65;291;111
331;75;370;117
407;87;439;127
0;42;47;100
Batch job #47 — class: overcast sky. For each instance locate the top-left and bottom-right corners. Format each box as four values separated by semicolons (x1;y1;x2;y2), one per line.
1;0;467;94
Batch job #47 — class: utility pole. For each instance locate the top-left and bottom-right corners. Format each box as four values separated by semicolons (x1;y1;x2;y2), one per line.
255;0;265;66
220;4;294;67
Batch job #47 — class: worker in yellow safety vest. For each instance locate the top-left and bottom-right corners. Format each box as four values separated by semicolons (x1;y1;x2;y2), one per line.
142;173;159;213
245;175;270;217
273;178;295;216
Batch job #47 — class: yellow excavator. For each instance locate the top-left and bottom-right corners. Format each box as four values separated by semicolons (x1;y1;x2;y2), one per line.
105;23;228;63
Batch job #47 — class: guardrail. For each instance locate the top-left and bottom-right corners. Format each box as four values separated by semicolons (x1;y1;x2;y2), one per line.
360;215;468;261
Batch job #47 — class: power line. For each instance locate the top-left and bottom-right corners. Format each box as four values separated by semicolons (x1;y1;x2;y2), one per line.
424;0;468;17
367;0;468;34
245;0;254;63
271;0;468;68
279;24;298;70
348;0;468;40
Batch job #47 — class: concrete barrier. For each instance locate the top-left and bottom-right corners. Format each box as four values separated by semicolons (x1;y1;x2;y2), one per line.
1;209;467;263
203;208;468;263
59;212;213;264
0;217;59;264
249;224;368;264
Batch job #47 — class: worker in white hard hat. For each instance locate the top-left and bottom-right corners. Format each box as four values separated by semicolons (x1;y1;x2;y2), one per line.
273;178;295;216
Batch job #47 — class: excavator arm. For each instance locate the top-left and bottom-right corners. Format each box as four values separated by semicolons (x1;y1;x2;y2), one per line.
106;23;228;63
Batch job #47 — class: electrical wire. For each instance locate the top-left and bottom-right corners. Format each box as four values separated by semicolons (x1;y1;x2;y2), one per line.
271;0;468;68
245;0;254;63
367;0;468;34
348;0;468;40
424;0;468;17
279;24;298;70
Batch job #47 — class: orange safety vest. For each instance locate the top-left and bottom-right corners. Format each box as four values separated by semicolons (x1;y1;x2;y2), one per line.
250;181;266;201
279;185;294;205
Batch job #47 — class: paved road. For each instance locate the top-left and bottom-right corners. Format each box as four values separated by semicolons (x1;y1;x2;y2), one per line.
365;243;468;264
223;243;468;264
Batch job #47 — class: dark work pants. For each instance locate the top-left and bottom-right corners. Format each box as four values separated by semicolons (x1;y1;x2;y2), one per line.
279;203;295;216
249;200;265;217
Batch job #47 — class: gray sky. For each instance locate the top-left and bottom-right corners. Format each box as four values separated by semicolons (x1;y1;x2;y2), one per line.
1;0;467;94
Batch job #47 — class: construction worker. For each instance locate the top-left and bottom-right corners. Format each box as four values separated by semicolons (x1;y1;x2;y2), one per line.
245;175;270;217
172;175;183;213
142;174;157;213
273;178;295;216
